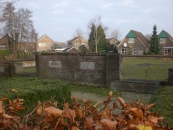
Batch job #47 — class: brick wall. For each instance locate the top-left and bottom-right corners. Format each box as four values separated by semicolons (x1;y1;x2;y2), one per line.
0;59;35;78
168;68;173;85
0;61;14;78
35;53;122;87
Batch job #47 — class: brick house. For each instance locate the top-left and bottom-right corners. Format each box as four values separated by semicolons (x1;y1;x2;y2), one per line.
0;34;36;52
68;36;89;50
117;30;149;55
19;42;36;52
158;30;173;55
0;34;12;50
36;34;55;52
107;38;118;46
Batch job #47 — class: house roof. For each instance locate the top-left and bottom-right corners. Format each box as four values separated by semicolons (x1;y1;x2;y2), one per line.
37;34;55;43
131;30;149;47
106;38;117;42
158;30;173;42
62;47;80;53
0;34;13;41
68;36;87;43
118;30;149;47
126;31;137;38
55;42;68;48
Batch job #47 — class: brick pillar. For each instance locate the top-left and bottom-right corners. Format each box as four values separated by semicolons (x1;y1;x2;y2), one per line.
106;53;123;87
35;53;42;78
168;68;173;86
10;62;15;77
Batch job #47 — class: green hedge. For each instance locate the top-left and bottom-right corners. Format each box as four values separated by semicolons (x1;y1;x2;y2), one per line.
0;77;71;114
149;86;173;126
0;50;11;55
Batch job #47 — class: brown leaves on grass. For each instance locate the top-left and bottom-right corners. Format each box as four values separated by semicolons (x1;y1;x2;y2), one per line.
0;91;172;130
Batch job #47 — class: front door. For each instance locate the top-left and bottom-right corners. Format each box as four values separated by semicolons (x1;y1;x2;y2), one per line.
139;48;143;55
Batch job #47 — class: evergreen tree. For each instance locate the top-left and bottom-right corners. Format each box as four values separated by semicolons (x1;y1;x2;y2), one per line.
148;25;161;54
88;24;96;52
97;25;108;52
88;24;108;52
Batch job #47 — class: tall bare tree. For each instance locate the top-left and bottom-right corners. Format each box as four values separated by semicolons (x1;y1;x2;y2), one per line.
73;28;85;38
0;1;36;58
88;15;107;53
109;28;122;41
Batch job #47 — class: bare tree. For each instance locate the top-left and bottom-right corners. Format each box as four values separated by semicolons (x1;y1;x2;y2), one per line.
88;15;108;53
73;28;85;38
109;28;122;41
145;34;152;40
0;1;36;58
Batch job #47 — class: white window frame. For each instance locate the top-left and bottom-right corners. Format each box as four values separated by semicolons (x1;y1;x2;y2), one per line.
39;43;46;47
121;48;127;55
0;43;7;47
160;38;166;44
133;48;136;55
164;49;168;55
128;38;134;43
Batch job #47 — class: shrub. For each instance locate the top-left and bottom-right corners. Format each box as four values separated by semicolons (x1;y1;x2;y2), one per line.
0;91;171;129
0;77;71;114
149;86;173;126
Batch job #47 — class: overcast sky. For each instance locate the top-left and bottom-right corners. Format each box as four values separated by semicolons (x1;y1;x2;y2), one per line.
16;0;173;42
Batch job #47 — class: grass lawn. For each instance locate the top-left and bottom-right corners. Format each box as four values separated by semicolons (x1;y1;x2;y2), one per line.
23;67;36;73
0;77;119;99
122;58;173;80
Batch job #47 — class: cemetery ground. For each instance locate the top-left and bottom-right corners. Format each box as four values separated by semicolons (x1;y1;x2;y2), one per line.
0;57;173;126
0;77;173;126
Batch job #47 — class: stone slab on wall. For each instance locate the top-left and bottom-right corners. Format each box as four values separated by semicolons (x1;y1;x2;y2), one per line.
36;53;122;87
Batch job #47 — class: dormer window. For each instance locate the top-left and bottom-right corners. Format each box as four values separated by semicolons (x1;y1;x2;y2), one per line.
160;38;166;43
128;38;134;43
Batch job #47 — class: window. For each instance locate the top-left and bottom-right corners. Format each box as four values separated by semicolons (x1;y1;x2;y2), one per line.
121;48;127;55
128;38;134;43
133;48;136;55
82;43;86;46
0;43;7;47
160;38;166;43
75;43;80;46
48;43;52;47
39;43;46;47
164;49;168;55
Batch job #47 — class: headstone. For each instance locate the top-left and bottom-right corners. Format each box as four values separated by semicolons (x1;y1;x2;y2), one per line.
49;61;61;68
80;62;95;70
0;66;4;72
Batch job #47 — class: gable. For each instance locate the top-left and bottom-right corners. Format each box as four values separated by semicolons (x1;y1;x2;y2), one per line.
37;35;54;43
158;30;169;38
126;30;137;38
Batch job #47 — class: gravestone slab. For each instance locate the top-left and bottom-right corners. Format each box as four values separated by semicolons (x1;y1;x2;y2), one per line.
80;62;95;70
0;66;4;72
49;61;61;68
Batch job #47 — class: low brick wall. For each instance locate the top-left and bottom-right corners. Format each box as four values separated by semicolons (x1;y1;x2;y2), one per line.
123;55;173;60
0;59;35;78
35;53;122;87
0;61;14;78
